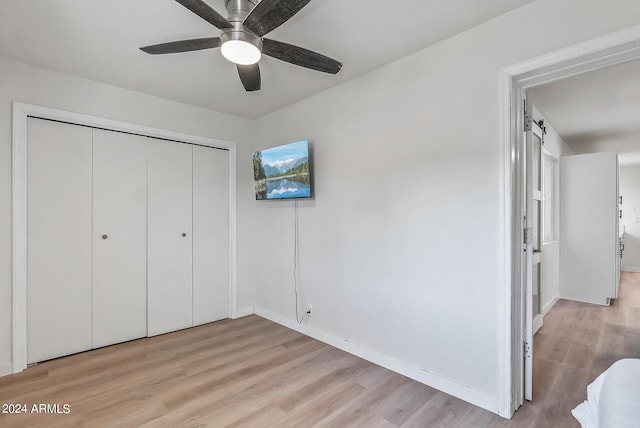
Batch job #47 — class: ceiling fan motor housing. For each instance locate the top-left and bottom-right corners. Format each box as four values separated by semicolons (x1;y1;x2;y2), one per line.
221;0;262;53
219;29;262;53
225;0;258;23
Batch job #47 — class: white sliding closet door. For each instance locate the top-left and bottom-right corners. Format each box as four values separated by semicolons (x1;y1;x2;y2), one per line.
92;130;148;348
148;140;193;336
27;118;93;364
193;146;229;325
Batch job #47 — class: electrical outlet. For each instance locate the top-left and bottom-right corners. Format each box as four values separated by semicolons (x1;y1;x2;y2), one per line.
305;304;312;316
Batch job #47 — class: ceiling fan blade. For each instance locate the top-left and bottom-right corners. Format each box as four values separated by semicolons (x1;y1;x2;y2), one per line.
243;0;311;37
175;0;233;29
262;39;342;74
140;37;221;54
237;64;261;92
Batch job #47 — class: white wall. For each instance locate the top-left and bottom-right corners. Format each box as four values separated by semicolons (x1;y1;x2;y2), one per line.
0;58;255;375
531;107;574;315
620;165;640;271
248;0;640;413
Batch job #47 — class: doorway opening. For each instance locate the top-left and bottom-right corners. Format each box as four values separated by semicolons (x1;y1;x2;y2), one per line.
499;25;640;417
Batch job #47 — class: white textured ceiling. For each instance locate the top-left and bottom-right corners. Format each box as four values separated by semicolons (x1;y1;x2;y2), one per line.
529;59;640;166
0;0;532;119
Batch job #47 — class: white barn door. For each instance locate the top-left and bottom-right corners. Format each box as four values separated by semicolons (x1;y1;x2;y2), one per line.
523;111;544;401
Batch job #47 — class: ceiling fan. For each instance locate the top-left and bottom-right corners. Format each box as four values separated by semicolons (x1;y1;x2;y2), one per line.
141;0;343;91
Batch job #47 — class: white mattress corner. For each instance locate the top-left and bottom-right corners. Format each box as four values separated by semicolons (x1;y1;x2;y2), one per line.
573;358;640;428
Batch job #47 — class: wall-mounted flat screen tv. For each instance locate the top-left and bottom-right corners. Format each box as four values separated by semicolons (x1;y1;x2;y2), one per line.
253;140;312;200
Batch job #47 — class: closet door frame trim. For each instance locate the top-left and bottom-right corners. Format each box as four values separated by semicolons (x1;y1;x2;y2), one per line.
12;102;238;374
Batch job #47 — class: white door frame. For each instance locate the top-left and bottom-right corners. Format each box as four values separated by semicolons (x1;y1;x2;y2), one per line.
499;24;640;417
11;102;239;374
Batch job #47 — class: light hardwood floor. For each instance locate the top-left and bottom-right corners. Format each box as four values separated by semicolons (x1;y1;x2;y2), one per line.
1;273;639;427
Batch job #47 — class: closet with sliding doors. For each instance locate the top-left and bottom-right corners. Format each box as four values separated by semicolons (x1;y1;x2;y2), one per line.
26;117;229;364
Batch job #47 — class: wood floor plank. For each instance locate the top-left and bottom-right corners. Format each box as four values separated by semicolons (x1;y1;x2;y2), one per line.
272;381;366;427
401;392;471;428
224;404;287;428
373;379;439;426
355;413;399;428
533;332;572;363
530;355;561;405
275;356;370;413
312;369;406;428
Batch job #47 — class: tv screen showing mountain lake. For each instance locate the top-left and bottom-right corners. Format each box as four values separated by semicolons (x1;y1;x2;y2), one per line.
253;140;311;200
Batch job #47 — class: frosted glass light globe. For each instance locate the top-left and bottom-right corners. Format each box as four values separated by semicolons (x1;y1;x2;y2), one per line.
221;40;261;65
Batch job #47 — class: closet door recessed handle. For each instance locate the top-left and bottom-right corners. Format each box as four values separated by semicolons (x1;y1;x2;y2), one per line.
182;233;187;237
102;234;108;240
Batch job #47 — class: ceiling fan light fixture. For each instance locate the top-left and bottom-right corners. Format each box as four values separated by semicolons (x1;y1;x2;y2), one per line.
221;39;261;65
219;30;262;65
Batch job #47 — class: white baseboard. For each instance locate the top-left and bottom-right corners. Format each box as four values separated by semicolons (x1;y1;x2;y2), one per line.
542;296;559;316
533;314;543;335
0;362;12;377
254;306;498;415
622;267;640;273
234;306;255;319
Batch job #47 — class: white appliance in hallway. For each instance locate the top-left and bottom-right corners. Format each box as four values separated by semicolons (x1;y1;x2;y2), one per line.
560;152;620;305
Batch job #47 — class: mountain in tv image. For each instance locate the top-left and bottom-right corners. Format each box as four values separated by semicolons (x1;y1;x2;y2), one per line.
263;156;308;177
253;140;311;200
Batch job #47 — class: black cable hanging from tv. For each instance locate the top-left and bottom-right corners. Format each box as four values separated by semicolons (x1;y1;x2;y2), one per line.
294;200;308;324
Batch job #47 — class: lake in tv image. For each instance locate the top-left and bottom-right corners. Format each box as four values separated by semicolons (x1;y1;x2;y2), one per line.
253;140;311;200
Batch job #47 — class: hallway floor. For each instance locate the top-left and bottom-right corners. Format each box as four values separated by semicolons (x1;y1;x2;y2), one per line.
514;271;640;427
